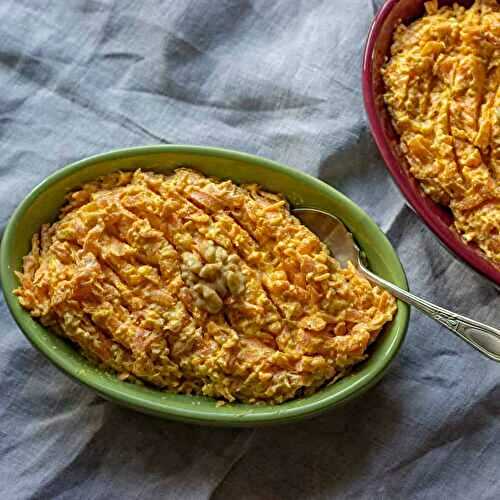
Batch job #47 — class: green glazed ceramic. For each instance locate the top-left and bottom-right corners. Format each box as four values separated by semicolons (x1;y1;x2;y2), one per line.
0;145;409;426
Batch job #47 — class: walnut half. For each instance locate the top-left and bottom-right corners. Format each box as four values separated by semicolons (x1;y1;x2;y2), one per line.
180;242;246;314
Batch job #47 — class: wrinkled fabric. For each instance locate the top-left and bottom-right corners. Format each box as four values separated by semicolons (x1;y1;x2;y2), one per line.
0;1;498;499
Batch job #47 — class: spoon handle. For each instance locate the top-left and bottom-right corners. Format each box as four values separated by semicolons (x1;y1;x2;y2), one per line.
359;265;500;362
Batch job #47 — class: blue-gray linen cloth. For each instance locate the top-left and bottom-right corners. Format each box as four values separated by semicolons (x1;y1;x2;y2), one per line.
1;1;498;499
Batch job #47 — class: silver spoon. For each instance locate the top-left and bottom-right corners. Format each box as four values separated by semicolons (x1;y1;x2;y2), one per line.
293;208;500;362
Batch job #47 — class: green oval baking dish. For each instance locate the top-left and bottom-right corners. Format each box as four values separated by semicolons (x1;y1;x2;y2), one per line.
0;145;409;426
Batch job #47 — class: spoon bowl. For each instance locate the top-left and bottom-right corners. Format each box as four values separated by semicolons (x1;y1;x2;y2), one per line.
292;208;359;269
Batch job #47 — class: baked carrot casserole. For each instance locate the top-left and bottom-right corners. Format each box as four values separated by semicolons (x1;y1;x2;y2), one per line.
382;0;499;266
14;168;396;404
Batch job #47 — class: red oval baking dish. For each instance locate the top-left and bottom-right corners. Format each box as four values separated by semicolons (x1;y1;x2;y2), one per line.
362;0;500;287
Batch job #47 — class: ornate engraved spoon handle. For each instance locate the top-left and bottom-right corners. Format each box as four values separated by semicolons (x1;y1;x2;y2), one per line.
360;265;500;362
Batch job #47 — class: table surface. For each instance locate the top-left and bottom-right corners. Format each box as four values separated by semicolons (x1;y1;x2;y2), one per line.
0;1;498;499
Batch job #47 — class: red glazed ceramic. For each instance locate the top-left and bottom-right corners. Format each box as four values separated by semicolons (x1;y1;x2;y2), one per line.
362;0;499;287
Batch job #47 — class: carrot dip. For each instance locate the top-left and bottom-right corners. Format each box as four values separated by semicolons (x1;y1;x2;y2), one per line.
14;169;396;404
382;0;499;266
